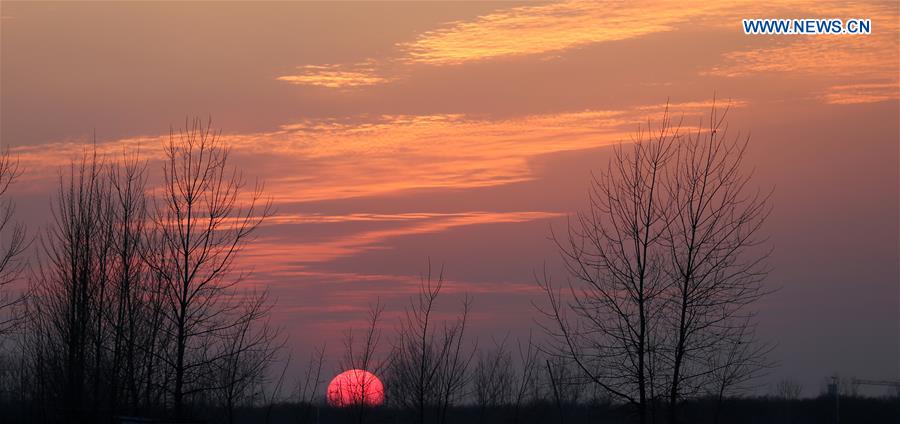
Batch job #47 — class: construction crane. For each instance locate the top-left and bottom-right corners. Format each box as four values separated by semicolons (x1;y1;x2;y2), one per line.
851;378;900;389
827;377;900;424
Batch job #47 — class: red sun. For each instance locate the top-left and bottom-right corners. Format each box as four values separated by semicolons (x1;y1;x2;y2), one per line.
326;369;385;407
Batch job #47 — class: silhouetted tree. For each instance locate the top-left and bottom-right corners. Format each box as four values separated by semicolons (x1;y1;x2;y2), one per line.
510;332;541;423
539;103;772;424
295;345;326;424
659;104;771;423
774;379;803;400
339;301;387;422
707;317;773;423
105;152;154;416
22;120;281;423
0;150;27;338
0;149;28;415
30;148;116;421
215;289;282;424
473;335;513;422
144;118;273;420
538;110;679;424
470;331;542;424
386;261;475;424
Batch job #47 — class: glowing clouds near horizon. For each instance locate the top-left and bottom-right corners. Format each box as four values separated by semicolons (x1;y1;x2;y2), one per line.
326;369;385;407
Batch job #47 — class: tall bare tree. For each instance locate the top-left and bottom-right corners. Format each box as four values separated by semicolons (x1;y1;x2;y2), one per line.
295;345;326;424
0;150;27;338
144;118;273;419
0;149;28;418
28;147;173;420
31;148;115;421
471;332;541;424
386;261;475;424
539;103;772;424
773;378;802;400
538;111;679;424
215;289;282;424
338;301;387;422
660;105;771;423
706;317;773;424
105;152;153;416
510;332;541;424
473;335;514;422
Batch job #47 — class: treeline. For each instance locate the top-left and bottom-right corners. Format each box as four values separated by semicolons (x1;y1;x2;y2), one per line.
0;119;280;423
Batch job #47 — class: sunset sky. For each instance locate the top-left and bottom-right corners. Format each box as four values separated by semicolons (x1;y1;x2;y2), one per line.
2;1;898;395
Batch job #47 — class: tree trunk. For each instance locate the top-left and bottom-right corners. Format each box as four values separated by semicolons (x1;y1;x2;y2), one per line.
174;314;186;420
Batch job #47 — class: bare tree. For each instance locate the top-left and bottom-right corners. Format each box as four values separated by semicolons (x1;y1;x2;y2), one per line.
774;379;802;400
538;111;679;424
435;293;474;423
543;355;585;424
660;104;771;423
137;265;174;414
0;149;28;417
104;151;154;416
471;331;541;424
30;148;115;421
215;289;283;424
539;103;772;424
27;147;172;420
510;332;541;424
13;120;278;422
386;261;475;424
0;150;27;337
706;318;773;424
473;335;513;423
338;301;387;422
144;118;273;419
295;345;326;424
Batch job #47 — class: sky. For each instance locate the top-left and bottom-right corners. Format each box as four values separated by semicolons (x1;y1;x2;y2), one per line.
1;1;898;396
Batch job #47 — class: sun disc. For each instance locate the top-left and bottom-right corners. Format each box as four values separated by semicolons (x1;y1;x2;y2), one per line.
326;369;385;407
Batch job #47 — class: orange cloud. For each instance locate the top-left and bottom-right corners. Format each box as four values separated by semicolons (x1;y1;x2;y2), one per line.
821;82;900;105
400;0;900;68
399;0;731;66
704;2;899;105
708;35;897;79
278;0;897;109
243;210;562;268
277;61;388;88
283;0;717;88
250;109;670;203
12;100;736;204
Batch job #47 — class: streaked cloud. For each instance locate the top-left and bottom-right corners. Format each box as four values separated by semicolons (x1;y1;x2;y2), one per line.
283;0;724;86
266;268;539;338
398;0;735;66
244;105;713;203
821;82;900;105
276;0;898;111
705;2;899;105
708;36;897;79
244;210;562;267
401;0;899;69
277;61;388;88
13;100;737;203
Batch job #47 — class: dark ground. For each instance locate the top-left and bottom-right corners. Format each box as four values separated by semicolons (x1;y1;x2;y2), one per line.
225;396;899;424
2;395;897;423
